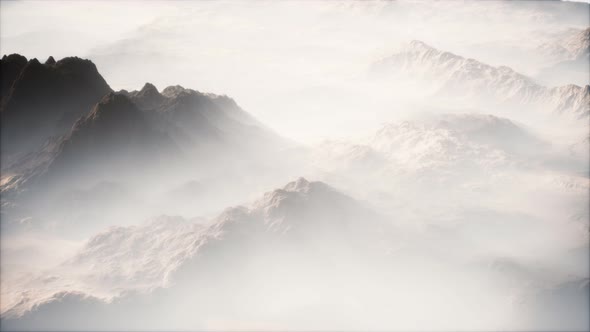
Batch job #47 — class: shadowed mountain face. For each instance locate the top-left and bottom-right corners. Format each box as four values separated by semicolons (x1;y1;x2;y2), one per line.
0;54;28;101
123;83;284;156
1;81;288;198
0;55;112;162
0;92;182;197
45;93;182;183
0;55;296;234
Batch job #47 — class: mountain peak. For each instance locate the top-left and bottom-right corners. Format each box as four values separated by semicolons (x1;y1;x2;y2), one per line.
408;39;429;48
52;56;102;75
262;178;341;209
82;92;140;126
45;56;56;65
1;53;28;64
1;54;29;100
1;54;112;157
283;177;313;192
161;85;190;98
407;40;437;52
253;178;330;211
129;82;165;110
140;82;159;95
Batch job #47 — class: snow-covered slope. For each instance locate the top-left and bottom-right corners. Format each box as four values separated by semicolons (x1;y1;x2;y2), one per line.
372;41;589;117
311;113;588;233
316;113;546;176
369;119;510;172
3;176;587;331
1;216;205;318
538;27;590;62
1;178;394;329
535;27;589;86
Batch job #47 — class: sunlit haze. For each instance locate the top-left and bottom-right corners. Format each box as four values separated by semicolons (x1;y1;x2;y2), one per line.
1;0;589;330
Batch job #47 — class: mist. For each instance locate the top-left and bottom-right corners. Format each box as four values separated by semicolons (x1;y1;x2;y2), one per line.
1;1;589;331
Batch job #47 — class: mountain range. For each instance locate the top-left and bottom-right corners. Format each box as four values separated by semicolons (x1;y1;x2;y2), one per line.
3;176;587;330
0;55;287;202
372;40;589;118
1;46;588;331
1;178;397;330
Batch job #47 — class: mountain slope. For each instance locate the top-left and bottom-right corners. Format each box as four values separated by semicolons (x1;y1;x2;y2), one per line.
1;92;182;196
0;55;112;161
535;27;589;86
0;54;28;101
123;83;286;156
316;113;546;176
0;59;299;238
538;27;590;62
372;41;589;117
47;92;182;178
0;64;291;207
1;178;394;330
3;175;585;331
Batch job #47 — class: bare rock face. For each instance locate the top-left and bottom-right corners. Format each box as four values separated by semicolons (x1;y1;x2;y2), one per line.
1;79;286;199
129;82;165;110
125;83;286;155
44;56;56;66
0;55;112;161
0;54;28;101
0;56;290;230
60;93;163;156
37;92;181;188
